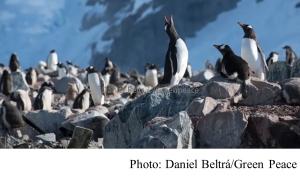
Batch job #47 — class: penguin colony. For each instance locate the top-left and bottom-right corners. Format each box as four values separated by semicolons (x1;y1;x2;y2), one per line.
0;15;299;141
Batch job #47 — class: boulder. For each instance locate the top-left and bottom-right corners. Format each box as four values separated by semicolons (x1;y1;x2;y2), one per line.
187;97;217;117
248;114;279;147
250;76;281;91
281;78;300;105
103;84;202;148
53;77;84;94
291;59;300;78
35;133;56;143
267;61;291;82
196;111;248;148
238;87;278;106
131;111;194;148
68;126;93;148
11;72;30;92
191;69;215;83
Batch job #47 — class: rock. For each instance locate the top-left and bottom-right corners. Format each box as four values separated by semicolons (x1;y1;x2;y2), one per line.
131;111;193;148
59;137;71;148
24;108;72;137
250;76;281;91
68;126;93;148
35;133;56;143
281;78;300;105
291;59;300;78
213;101;230;112
54;77;84;94
103;84;202;148
191;69;215;83
238;87;278;106
269;121;300;148
187;97;217;117
196;111;248;148
11;72;30;92
110;98;128;105
267;61;291;82
61;110;110;134
248;114;279;147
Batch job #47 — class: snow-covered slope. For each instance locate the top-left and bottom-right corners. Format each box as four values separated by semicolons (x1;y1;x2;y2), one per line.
0;0;299;72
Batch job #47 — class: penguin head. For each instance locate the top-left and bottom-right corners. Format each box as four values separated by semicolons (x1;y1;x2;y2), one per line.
2;69;10;78
50;50;55;53
56;62;65;68
164;15;179;40
283;45;293;52
86;66;98;74
10;53;19;62
213;44;234;56
270;51;280;57
0;63;4;68
41;81;54;89
66;60;73;65
238;22;256;39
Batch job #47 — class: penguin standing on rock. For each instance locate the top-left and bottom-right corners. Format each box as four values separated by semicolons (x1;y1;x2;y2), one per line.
72;88;91;111
266;52;280;67
33;86;53;110
10;89;32;111
47;50;58;71
102;67;111;87
213;44;254;98
159;15;188;86
86;66;105;106
238;22;268;80
25;67;38;87
283;45;298;66
144;63;158;87
0;70;13;96
57;62;69;78
9;53;21;72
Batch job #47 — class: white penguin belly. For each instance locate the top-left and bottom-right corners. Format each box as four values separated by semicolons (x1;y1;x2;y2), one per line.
42;89;52;110
69;66;78;76
171;38;188;86
145;69;158;87
103;74;110;86
82;92;90;111
88;73;103;105
47;53;58;71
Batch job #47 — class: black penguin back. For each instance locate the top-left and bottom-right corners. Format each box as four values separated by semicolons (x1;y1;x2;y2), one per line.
73;89;88;109
1;100;25;128
0;70;13;96
9;53;20;72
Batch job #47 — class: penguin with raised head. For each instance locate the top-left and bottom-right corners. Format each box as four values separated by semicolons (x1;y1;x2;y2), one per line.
25;67;38;87
72;88;91;111
0;70;13;96
9;53;21;72
86;66;105;106
183;63;192;79
266;52;280;67
57;62;69;78
144;63;159;87
102;67;111;86
238;22;268;80
47;50;58;71
33;86;53;110
159;15;188;86
215;58;222;74
283;45;298;66
213;44;254;98
109;64;121;85
10;89;32;111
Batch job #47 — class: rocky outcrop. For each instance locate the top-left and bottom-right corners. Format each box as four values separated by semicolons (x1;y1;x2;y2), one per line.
281;78;300;105
11;72;30;92
267;61;291;82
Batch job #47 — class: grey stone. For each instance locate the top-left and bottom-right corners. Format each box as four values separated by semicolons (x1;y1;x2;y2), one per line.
11;72;30;92
267;61;291;82
131;111;193;148
238;87;278;106
196;111;248;148
35;133;56;143
187;97;217;117
110;98;128;106
77;71;88;84
291;59;300;78
68;126;93;148
281;78;300;105
54;77;84;94
191;69;215;83
103;84;201;148
250;76;281;91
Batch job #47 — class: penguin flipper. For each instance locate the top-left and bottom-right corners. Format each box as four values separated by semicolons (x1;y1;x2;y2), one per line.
159;50;174;85
241;80;247;99
256;40;269;71
22;115;45;134
98;73;106;96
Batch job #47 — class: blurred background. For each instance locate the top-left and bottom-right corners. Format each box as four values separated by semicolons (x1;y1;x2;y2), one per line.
0;0;299;73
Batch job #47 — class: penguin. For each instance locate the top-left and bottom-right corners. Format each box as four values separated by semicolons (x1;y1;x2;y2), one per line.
86;66;105;106
9;53;21;72
213;44;254;98
57;62;69;78
47;50;58;71
33;86;53;110
283;45;298;66
205;60;214;71
10;89;32;111
72;88;91;111
215;58;222;74
183;63;192;79
102;58;114;73
0;99;45;134
41;80;55;89
66;60;78;76
159;15;188;86
144;63;158;87
36;60;48;74
266;52;280;67
65;83;78;106
25;67;38;87
102;67;112;86
0;70;13;96
0;63;4;76
109;66;121;85
238;22;268;80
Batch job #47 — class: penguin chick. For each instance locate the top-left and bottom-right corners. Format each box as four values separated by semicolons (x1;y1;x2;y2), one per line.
266;52;280;67
0;70;13;96
65;83;79;106
283;45;298;66
10;89;32;111
25;67;38;87
144;63;159;87
33;86;53;110
72;88;91;111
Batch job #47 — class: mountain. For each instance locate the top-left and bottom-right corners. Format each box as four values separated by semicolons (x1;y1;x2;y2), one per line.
0;0;299;73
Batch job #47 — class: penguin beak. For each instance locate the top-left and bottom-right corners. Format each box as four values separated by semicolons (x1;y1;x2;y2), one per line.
238;22;245;27
213;45;220;50
164;16;169;24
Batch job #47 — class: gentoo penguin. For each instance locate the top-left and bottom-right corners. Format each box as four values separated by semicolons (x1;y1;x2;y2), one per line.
102;67;112;86
57;62;69;78
65;83;78;106
9;53;21;72
10;89;32;111
109;66;121;85
86;66;105;106
47;50;58;71
25;67;38;87
238;22;268;80
213;44;254;98
0;70;13;96
102;58;114;73
41;80;55;89
36;60;48;74
144;63;158;87
0;63;4;76
159;15;188;86
72;88;91;111
283;45;298;66
266;52;280;67
66;60;78;76
33;86;53;110
215;58;222;74
183;63;192;79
